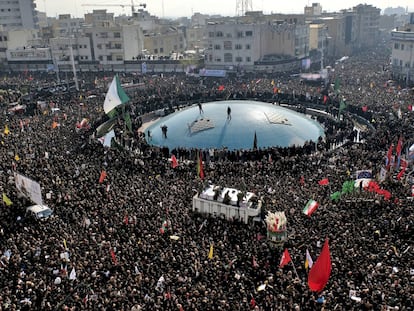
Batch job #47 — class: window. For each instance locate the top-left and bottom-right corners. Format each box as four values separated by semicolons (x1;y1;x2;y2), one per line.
245;30;253;36
224;53;232;62
394;43;399;49
160;48;164;53
97;44;102;49
223;41;232;50
237;31;243;38
246;44;251;50
98;55;103;61
214;44;221;50
235;44;242;50
216;31;223;37
154;48;158;54
114;43;122;49
116;55;123;61
209;31;214;38
214;57;222;62
114;32;121;38
401;44;404;50
246;57;251;62
100;32;108;38
107;55;112;61
235;56;242;62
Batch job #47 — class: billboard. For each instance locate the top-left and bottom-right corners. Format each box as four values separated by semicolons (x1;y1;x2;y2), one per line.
14;172;43;205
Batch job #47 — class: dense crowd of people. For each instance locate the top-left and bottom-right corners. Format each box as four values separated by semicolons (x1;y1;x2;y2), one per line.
0;43;413;311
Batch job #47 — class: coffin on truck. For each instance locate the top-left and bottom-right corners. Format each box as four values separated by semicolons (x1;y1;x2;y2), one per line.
192;185;262;224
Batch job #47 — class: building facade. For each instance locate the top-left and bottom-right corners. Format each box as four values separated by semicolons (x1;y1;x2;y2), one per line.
0;0;37;30
204;14;309;71
353;4;381;50
390;15;414;85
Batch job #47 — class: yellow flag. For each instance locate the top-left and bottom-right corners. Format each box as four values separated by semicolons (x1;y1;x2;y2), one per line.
63;239;67;249
208;244;214;260
2;193;12;206
4;125;10;135
14;154;20;161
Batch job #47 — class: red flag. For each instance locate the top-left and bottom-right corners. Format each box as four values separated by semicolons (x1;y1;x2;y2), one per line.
362;105;368;112
197;152;204;180
308;239;331;292
250;297;256;308
110;248;118;265
396;137;403;158
171;154;178;168
386;144;394;170
123;214;129;225
252;256;259;268
218;85;225;91
408;104;413;111
397;159;407;180
300;175;305;185
279;248;292;268
318;178;329;186
99;170;107;183
323;95;328;104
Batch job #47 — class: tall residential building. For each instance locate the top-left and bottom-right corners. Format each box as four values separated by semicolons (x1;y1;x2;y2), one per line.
352;4;381;49
390;15;414;85
0;0;37;30
83;10;144;64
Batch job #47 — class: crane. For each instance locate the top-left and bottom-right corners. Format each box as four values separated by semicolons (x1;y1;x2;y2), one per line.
81;1;146;16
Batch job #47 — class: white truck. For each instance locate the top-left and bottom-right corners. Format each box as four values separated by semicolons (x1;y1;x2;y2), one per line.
192;185;262;224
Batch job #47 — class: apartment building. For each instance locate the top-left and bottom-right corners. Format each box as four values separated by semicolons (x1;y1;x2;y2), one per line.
0;0;37;30
390;14;414;85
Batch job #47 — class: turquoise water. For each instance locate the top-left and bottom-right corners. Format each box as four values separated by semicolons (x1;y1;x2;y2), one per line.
146;100;325;150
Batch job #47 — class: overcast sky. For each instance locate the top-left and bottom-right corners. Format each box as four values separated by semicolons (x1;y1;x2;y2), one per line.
35;0;414;19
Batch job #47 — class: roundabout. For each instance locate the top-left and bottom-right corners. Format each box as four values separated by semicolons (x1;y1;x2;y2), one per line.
146;100;325;150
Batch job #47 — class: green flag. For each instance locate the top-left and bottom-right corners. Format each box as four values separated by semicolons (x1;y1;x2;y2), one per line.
330;191;341;202
341;180;355;195
95;117;118;138
124;112;132;132
103;75;130;116
339;100;347;115
334;78;340;92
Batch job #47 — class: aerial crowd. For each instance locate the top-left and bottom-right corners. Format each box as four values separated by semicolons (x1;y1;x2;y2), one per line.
0;44;413;311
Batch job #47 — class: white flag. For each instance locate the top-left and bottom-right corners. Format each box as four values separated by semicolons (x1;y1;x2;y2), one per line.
103;76;129;115
69;267;77;280
305;249;314;269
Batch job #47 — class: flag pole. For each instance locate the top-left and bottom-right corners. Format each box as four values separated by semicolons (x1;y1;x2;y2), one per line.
290;259;300;280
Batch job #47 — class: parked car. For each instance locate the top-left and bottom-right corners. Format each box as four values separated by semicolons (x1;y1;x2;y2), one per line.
26;204;53;220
